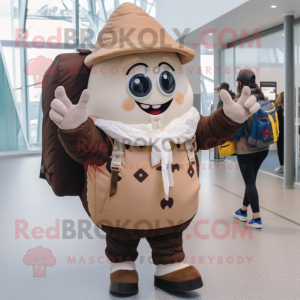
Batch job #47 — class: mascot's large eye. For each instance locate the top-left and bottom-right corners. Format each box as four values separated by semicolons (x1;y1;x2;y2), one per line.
127;73;153;99
157;71;176;95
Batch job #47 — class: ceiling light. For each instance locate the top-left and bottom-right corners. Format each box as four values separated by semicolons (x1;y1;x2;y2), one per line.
271;5;276;8
282;33;284;36
209;49;213;51
209;33;213;35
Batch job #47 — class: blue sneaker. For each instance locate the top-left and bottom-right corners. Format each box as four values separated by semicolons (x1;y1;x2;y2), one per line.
247;218;262;229
232;209;248;222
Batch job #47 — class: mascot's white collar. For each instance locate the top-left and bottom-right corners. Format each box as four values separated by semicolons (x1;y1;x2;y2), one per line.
95;107;200;199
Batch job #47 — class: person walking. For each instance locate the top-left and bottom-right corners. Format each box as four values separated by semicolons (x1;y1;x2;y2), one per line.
215;82;236;109
232;69;269;229
275;92;284;172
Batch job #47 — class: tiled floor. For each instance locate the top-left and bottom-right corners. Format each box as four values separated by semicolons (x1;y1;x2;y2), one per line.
1;153;300;300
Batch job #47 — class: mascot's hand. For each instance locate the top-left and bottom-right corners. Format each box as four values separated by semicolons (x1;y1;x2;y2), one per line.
221;86;260;124
49;86;90;130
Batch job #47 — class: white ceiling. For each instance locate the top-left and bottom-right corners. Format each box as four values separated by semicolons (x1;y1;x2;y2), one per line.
155;0;249;39
182;0;300;51
200;28;286;55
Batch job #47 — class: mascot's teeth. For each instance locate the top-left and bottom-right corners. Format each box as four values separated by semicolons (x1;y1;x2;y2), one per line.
141;104;150;109
152;105;161;109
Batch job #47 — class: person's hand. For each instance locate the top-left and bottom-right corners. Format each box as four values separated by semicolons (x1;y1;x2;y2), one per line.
220;86;260;124
49;86;90;130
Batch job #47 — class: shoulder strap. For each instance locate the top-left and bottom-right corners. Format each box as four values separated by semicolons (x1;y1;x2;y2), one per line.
195;151;199;178
185;139;199;178
268;114;278;142
185;140;196;165
246;115;253;134
109;141;125;197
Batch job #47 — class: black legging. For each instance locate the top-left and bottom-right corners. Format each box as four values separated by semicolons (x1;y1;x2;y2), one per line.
277;134;284;166
237;150;269;213
277;107;284;166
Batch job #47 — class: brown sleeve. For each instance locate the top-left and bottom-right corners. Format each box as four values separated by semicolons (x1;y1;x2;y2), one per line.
58;117;112;167
196;108;243;150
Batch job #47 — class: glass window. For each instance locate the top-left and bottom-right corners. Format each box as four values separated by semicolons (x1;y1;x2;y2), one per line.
26;0;74;43
221;30;285;98
201;54;214;116
221;47;235;91
2;0;157;152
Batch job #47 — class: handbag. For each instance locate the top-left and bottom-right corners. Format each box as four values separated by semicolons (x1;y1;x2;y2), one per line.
218;141;236;157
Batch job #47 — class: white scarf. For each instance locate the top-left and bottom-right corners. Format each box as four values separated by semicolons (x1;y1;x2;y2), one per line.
95;107;200;199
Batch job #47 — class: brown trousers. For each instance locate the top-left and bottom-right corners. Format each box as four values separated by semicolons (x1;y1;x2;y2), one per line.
106;232;185;265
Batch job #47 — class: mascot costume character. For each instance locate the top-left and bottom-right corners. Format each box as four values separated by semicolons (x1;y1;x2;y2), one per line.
42;2;260;295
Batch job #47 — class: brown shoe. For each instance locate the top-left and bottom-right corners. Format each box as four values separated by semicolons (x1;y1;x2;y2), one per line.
155;266;203;292
110;270;139;295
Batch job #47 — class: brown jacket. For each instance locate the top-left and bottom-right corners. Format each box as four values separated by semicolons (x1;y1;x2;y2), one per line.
58;108;241;238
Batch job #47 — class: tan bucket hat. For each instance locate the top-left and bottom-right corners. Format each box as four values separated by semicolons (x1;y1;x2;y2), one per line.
84;2;195;67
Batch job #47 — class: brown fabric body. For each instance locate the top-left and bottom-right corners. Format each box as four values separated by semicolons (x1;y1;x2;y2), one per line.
101;216;193;239
40;50;91;196
58;108;242;228
106;231;184;265
85;135;200;229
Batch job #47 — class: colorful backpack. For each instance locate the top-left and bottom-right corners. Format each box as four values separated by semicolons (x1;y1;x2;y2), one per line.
246;95;279;148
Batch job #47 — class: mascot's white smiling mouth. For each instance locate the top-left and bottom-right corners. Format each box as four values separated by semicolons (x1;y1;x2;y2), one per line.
135;99;173;115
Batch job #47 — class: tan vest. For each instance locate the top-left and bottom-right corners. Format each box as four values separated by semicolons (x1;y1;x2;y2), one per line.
86;137;200;230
